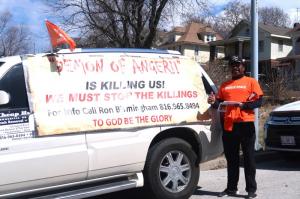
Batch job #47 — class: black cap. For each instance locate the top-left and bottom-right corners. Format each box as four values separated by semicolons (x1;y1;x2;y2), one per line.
229;56;244;65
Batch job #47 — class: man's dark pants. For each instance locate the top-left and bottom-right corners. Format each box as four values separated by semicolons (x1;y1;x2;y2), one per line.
222;122;257;193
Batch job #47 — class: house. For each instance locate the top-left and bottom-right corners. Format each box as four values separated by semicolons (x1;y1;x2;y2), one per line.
276;23;300;75
156;22;224;64
271;22;300;90
209;20;293;75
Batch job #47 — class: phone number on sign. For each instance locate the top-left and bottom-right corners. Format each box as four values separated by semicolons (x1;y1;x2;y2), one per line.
159;103;200;110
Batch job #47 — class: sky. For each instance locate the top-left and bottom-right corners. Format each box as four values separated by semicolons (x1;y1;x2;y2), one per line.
0;0;299;53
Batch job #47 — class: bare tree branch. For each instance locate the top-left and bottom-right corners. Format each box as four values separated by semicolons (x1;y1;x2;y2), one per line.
47;0;210;48
0;11;31;57
259;6;291;27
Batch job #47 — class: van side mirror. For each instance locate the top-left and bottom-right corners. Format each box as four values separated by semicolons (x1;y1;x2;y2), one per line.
0;90;10;105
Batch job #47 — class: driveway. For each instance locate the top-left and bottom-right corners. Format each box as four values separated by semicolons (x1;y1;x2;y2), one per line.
195;156;300;199
98;154;300;199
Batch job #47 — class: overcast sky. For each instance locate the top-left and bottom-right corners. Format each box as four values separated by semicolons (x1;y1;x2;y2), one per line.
0;0;299;53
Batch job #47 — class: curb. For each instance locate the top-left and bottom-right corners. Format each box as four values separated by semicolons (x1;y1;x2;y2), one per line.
253;150;280;163
200;151;279;171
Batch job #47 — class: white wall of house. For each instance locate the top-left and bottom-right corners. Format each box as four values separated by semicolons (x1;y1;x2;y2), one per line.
270;37;292;59
259;35;271;61
217;47;225;58
182;45;210;63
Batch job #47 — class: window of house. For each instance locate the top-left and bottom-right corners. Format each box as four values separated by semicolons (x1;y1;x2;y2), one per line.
172;35;176;42
206;35;214;42
177;45;182;54
278;40;283;52
245;28;250;36
206;35;210;42
259;40;264;52
195;46;199;56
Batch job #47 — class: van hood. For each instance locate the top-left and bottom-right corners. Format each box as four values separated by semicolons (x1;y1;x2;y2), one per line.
273;101;300;112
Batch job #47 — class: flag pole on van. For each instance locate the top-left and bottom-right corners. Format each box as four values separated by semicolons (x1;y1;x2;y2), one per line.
45;19;76;52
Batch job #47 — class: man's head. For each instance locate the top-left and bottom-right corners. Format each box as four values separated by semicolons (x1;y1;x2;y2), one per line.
229;56;245;79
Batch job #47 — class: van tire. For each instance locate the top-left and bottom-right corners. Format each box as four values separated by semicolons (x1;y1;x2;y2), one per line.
143;138;199;199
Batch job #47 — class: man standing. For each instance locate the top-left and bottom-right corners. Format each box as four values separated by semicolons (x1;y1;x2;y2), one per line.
207;56;263;199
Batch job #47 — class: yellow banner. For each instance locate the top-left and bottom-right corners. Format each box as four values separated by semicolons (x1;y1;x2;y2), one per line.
24;53;210;136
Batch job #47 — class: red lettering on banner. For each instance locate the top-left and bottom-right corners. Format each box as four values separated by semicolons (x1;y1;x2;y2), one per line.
93;119;104;127
104;92;132;101
45;94;64;103
132;58;180;74
110;58;125;73
92;117;134;127
106;118;123;126
151;115;172;123
69;93;101;102
54;58;104;74
135;115;149;123
134;91;154;99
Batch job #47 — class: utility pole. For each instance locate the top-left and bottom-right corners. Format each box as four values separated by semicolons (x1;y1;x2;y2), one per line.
251;0;261;150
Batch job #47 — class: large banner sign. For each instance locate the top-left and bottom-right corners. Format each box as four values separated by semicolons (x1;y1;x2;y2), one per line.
24;53;210;136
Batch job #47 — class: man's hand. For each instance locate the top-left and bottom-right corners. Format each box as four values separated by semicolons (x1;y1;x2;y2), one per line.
207;91;216;104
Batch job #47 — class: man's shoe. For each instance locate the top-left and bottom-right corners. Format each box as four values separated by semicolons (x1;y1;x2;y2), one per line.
218;189;239;197
246;192;257;198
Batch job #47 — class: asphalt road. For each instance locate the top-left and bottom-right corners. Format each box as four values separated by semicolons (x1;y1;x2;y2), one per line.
97;155;300;199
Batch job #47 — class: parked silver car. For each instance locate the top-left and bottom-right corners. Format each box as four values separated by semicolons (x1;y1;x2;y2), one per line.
264;101;300;154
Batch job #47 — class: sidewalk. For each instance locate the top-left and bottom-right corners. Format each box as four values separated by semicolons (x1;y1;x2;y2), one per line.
200;150;279;171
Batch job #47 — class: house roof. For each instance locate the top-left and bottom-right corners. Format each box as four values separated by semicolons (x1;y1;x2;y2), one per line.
159;22;223;48
229;20;292;38
172;26;186;33
259;23;291;36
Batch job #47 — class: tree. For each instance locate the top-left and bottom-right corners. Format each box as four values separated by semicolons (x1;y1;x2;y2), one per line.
179;0;214;26
47;0;210;48
211;0;291;38
212;0;251;37
48;0;170;48
259;6;291;27
203;59;231;88
0;11;31;57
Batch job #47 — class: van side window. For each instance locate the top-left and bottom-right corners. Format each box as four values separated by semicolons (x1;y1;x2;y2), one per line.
0;64;29;109
201;75;213;95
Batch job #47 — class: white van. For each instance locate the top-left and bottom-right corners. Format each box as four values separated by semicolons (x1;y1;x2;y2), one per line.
0;48;223;199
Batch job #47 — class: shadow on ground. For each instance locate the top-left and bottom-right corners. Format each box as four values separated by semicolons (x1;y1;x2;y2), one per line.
193;186;247;198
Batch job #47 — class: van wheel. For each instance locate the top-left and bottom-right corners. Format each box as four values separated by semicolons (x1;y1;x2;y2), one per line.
143;138;199;199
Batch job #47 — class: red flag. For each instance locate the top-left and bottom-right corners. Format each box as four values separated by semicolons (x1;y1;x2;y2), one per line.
45;20;76;51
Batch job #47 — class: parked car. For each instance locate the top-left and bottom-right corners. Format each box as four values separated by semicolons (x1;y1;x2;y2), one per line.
264;101;300;155
0;48;223;199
